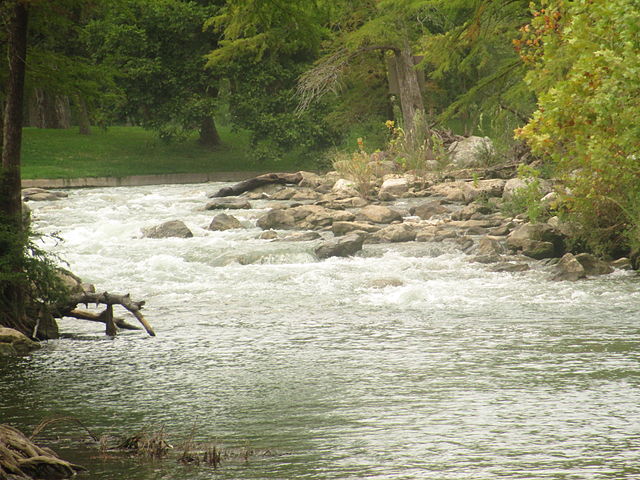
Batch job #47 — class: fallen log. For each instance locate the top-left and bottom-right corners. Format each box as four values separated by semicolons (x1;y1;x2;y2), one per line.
210;172;302;198
0;424;86;479
66;292;155;337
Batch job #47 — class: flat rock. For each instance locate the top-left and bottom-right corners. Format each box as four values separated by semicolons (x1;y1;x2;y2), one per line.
332;221;380;236
410;200;449;220
356;205;403;224
0;327;41;355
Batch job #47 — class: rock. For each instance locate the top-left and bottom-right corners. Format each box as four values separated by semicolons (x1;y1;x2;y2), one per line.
490;262;531;273
575;253;613;276
450;202;492;221
506;223;565;259
209;213;243;231
292;189;322;201
256;209;297;230
205;197;251;210
378;177;409;200
462;179;506;203
143;220;193;238
415;226;439;242
448;136;494;168
258;230;278;240
332;178;359;198
0;327;40;356
369;223;416;243
56;268;86;294
475;237;506;256
429;181;467;203
552;253;586;281
356;205;403;224
315;234;364;259
294;205;356;229
22;188;68;201
271;187;298;200
298;171;324;189
502;177;553;201
277;231;322;242
469;254;502;264
332;221;380;236
611;257;632;270
411;200;449;220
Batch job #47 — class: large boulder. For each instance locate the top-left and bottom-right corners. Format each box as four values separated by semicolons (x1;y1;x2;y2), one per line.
256;209;297;230
378;177;409;200
315;234;364;259
503;177;553;201
448;136;494;168
143;220;193;238
205;197;251;210
551;253;586;281
332;179;360;198
356;205;403;224
506;223;564;259
0;328;41;356
209;213;243;231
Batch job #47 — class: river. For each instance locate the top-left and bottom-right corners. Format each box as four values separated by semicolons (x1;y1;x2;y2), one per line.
1;182;639;479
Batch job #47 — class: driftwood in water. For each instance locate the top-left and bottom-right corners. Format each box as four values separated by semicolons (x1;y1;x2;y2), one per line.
0;424;86;479
66;292;155;336
66;308;142;331
211;172;302;197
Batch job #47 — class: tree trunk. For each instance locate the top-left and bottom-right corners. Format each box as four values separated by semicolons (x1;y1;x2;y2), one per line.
76;95;92;135
1;1;28;334
198;116;221;147
394;37;426;146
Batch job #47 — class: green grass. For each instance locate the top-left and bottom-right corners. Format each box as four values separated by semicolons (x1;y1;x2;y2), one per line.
21;126;313;179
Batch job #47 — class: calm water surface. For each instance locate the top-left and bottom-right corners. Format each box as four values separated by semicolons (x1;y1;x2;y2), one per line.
1;183;639;479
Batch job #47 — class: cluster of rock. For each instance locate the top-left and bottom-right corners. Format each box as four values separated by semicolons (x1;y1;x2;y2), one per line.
141;167;633;281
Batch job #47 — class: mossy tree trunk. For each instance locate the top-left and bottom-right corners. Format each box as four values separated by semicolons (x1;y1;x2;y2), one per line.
393;36;426;147
198;116;221;148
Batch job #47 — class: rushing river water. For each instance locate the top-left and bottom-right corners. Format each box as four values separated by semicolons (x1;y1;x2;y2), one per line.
1;183;640;479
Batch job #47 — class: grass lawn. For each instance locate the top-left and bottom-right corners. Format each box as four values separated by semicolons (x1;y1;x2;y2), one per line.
21;126;313;179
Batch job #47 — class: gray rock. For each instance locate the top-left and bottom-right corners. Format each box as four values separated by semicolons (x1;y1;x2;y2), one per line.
575;253;613;276
0;327;41;356
552;253;586;281
448;136;494;168
506;223;565;258
411;200;449;220
315;234;364;259
332;221;380;236
205;197;252;210
475;237;506;256
209;213;243;231
143;220;193;238
378;177;409;199
367;278;404;288
257;209;297;230
369;223;416;243
278;231;322;242
490;262;531;273
258;230;279;240
356;205;403;224
332;179;360;198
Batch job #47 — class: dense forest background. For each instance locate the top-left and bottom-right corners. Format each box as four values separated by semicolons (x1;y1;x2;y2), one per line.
1;0;639;329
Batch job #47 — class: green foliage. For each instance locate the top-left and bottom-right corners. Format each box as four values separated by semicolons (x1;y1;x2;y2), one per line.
386;114;448;173
517;0;640;255
0;217;69;319
84;0;220;142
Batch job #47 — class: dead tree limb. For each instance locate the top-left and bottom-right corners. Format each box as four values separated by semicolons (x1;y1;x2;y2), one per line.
211;172;303;198
67;292;155;337
65;309;142;331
